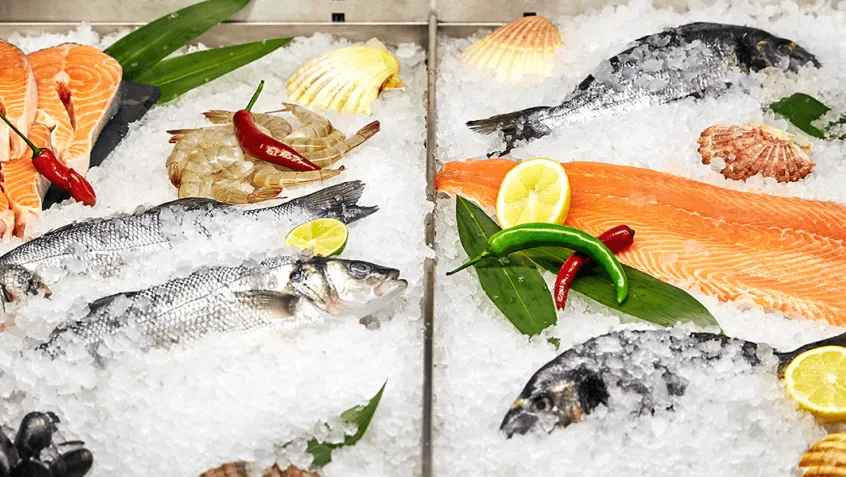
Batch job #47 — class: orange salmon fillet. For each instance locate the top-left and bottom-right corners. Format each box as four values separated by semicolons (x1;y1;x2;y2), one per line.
436;159;846;324
1;122;52;238
0;40;38;163
27;44;122;175
0;191;13;242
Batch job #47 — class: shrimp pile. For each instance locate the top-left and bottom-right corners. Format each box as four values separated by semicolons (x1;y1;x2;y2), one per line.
165;103;380;204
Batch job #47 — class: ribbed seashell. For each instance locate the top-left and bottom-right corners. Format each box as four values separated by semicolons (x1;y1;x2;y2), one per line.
698;122;815;182
799;433;846;476
199;462;249;477
459;16;563;84
287;38;403;115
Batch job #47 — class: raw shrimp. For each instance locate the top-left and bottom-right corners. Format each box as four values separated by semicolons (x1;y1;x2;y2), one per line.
301;121;381;168
165;126;240;186
285;129;347;153
281;102;334;138
252;162;342;188
203;110;293;139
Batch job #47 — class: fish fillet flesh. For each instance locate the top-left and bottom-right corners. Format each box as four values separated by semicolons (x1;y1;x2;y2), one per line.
0;40;37;163
436;159;846;324
0;191;13;241
1;122;52;238
27;44;122;175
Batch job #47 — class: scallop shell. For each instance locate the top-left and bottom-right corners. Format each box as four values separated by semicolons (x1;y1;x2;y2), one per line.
286;38;403;115
459;16;563;84
799;433;846;476
698;122;815;182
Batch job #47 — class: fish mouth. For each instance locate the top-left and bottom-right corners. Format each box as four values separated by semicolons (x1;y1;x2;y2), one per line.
374;270;407;299
500;406;538;438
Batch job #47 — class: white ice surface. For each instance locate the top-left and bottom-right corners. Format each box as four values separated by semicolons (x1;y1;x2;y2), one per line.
435;1;846;476
0;28;430;477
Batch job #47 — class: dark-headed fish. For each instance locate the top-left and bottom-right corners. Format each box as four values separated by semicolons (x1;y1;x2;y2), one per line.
500;328;846;438
467;22;821;156
0;181;377;304
38;256;407;358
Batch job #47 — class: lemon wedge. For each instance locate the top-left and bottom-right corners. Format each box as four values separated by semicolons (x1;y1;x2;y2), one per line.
785;346;846;419
285;218;349;257
496;158;571;228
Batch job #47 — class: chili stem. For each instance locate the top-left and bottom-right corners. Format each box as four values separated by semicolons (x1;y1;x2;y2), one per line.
245;80;265;112
447;250;493;275
0;111;42;155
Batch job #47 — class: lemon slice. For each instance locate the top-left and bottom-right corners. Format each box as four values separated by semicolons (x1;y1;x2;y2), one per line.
496;158;571;228
285;218;348;257
784;346;846;418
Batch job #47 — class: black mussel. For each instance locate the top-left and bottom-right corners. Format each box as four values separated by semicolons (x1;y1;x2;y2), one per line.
10;459;50;477
13;413;55;460
0;430;19;477
49;449;93;477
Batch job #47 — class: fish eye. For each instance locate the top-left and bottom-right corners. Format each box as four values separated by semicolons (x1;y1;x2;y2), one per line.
532;396;552;412
349;262;372;279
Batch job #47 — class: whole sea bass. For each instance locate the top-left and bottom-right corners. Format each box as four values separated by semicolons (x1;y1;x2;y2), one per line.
38;255;408;358
500;328;846;438
467;22;821;156
0;181;377;303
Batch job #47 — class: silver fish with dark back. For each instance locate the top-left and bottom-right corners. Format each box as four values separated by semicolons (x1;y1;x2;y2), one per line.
0;181;377;303
467;22;821;156
500;328;846;438
37;255;408;358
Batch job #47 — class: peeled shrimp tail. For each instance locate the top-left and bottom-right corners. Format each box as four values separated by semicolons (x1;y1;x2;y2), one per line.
211;179;258;204
252;163;342;188
282;102;333;138
286;129;346;153
203;110;235;124
303;120;381;168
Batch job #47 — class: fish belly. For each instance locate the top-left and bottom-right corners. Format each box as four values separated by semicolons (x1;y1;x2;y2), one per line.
27;44;122;175
435;159;846;324
1;122;52;237
0;40;38;163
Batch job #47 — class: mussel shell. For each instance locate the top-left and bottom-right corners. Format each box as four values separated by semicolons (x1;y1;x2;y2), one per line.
49;448;93;477
13;413;54;460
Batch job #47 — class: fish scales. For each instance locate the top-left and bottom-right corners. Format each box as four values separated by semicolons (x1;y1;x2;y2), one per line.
467;22;820;155
38;255;408;358
0;181;378;302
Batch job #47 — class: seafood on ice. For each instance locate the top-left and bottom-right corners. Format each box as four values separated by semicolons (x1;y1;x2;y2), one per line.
435;159;846;324
166;103;380;203
287;38;404;115
459;15;564;84
799;433;846;477
0;181;377;305
465;22;820;156
698;123;815;182
0;40;121;239
500;328;846;437
38;255;408;359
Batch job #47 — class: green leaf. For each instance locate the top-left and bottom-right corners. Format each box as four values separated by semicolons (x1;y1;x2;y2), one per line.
547;337;561;350
134;38;291;103
455;196;557;336
307;381;386;468
522;249;719;329
770;93;830;138
105;0;251;80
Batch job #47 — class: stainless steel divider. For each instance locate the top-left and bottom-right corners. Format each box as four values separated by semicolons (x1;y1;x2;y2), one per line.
421;10;438;477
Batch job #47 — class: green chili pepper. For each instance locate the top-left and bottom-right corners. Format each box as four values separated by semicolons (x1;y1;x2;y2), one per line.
447;223;629;304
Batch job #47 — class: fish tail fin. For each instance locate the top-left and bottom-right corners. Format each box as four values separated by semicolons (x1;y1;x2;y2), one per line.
286;180;379;224
466;106;553;157
776;332;846;372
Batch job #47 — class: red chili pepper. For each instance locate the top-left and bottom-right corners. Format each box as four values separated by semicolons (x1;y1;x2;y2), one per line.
0;111;97;206
233;81;320;172
554;225;635;310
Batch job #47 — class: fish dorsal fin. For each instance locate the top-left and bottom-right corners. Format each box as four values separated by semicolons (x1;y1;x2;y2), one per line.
233;290;300;318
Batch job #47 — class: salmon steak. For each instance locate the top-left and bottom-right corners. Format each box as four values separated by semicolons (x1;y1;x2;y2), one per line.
0;40;38;163
436;159;846;324
27;43;122;175
1;122;52;238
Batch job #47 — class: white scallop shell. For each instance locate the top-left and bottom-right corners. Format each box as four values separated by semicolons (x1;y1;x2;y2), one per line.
286;38;403;115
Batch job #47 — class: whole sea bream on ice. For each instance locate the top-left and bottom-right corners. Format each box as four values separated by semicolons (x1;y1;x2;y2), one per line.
500;328;846;438
0;181;377;303
467;22;821;155
37;255;408;358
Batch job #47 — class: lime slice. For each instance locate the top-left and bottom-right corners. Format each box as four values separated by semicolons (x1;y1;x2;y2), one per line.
496;158;571;228
785;345;846;419
285;218;349;257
